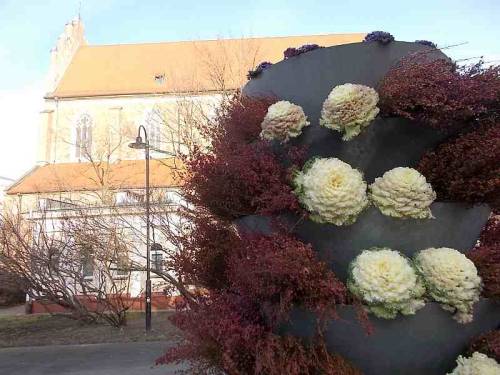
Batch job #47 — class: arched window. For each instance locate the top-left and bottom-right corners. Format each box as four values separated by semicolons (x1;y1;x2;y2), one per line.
75;113;93;160
144;108;163;151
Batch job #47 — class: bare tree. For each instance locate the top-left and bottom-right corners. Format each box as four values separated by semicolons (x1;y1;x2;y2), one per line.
1;37;263;325
0;210;135;326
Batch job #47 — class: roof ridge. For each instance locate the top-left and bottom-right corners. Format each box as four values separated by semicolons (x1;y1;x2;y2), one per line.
48;33;366;99
80;32;366;48
6;159;182;195
27;159;171;167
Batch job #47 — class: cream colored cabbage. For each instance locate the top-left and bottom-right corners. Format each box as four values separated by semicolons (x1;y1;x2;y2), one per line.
414;247;482;324
348;248;426;319
260;100;310;142
320;83;379;140
294;158;369;225
448;352;500;375
369;167;436;219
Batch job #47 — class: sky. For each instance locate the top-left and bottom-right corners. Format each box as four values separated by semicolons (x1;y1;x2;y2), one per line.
0;0;499;180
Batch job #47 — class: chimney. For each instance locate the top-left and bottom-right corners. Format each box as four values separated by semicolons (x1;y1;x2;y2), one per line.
46;18;87;94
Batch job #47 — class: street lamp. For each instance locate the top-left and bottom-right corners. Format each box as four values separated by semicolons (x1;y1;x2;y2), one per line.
128;125;152;332
129;126;175;332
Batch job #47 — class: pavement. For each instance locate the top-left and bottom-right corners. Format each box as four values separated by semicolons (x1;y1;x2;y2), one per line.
0;341;187;375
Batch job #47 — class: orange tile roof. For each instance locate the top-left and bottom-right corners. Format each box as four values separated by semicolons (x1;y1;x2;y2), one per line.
6;159;182;195
49;33;365;98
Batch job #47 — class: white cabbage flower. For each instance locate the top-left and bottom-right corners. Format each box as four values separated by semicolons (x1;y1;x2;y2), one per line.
348;248;426;319
414;247;482;324
260;100;310;142
320;83;379;140
448;352;500;375
369;167;436;219
294;158;369;225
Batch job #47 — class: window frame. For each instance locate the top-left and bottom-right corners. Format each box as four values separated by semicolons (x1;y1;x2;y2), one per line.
74;113;93;161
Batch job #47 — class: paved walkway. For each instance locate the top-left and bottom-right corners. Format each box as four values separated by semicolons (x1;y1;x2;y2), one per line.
0;341;187;375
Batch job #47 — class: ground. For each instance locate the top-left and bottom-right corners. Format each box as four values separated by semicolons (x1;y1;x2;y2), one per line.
0;306;187;374
0;307;181;348
0;341;187;375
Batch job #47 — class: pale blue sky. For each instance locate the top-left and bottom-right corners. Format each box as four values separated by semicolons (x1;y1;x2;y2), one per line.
1;0;499;90
0;0;499;179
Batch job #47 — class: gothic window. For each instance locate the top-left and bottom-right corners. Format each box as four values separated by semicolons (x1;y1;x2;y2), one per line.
75;113;93;160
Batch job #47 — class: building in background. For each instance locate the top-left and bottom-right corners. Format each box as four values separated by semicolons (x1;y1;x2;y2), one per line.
4;18;364;304
0;176;14;210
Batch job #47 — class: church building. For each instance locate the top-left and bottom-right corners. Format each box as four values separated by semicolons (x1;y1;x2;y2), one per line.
4;18;364;303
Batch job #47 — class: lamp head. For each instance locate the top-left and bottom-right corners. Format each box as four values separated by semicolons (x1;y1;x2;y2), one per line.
128;135;146;149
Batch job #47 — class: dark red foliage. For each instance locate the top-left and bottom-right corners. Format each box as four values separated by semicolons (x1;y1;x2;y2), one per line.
182;94;302;219
156;292;265;374
184;141;300;219
163;225;354;373
468;244;500;300
468;330;500;362
210;94;277;151
417;120;500;208
157;293;360;375
379;54;500;129
255;335;362;375
168;94;358;374
283;44;323;59
174;212;239;290
467;216;500;300
479;216;500;247
228;232;347;323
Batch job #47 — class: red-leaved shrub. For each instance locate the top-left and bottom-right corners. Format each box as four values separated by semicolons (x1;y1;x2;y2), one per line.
210;94;277;149
174;211;239;290
184;141;300;219
417;120;500;209
157;292;360;375
255;335;362;375
379;54;500;129
162;222;356;373
182;94;304;219
228;232;347;323
165;94;359;373
468;330;500;362
467;216;500;300
157;293;265;374
468;245;500;300
479;216;500;247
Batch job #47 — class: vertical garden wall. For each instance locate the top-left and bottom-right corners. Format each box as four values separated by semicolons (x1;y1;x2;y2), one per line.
159;34;500;375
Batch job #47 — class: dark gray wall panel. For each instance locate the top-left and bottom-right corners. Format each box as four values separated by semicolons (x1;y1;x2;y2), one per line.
283;300;500;375
236;202;491;282
244;42;450;181
239;41;499;374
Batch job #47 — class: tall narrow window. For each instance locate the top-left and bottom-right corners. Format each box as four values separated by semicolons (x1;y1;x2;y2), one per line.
81;251;94;279
151;243;164;273
75;114;93;160
113;247;130;278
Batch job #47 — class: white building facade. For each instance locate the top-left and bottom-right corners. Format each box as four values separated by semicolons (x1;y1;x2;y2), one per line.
5;18;365;299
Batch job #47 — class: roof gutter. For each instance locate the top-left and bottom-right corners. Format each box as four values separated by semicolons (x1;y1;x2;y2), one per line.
44;89;235;101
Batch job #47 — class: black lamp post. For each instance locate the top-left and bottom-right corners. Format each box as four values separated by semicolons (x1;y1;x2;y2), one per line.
129;126;175;332
128;125;152;332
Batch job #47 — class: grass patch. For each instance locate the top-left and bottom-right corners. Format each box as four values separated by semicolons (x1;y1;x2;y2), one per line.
0;311;181;348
